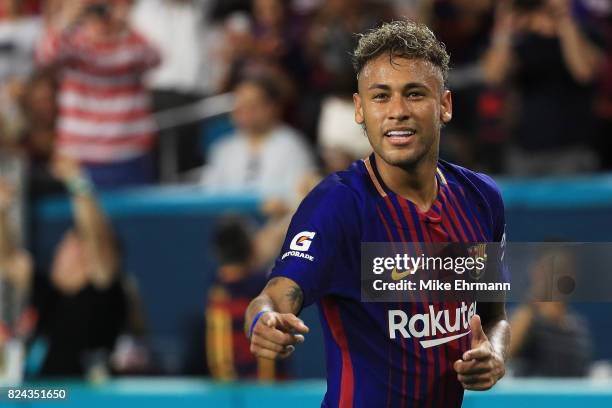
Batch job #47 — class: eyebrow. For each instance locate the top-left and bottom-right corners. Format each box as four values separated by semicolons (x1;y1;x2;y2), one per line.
367;82;429;91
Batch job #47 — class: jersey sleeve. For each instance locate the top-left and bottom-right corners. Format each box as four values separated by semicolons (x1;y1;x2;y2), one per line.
482;174;509;287
268;177;361;308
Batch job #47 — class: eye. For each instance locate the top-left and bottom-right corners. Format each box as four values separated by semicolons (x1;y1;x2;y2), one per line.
373;93;389;101
406;91;423;99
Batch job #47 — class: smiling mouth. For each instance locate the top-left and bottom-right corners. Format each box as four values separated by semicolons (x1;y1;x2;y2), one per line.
384;128;416;146
385;129;416;137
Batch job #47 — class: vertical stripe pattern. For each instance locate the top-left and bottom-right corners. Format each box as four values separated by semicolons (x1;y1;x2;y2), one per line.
364;156;489;408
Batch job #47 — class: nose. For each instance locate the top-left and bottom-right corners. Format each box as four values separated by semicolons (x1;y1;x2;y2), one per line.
387;94;410;122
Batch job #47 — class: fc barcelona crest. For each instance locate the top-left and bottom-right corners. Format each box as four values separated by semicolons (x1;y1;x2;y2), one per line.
467;243;487;280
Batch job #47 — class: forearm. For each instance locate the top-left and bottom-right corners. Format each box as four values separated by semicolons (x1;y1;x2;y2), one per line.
244;277;304;337
483;316;511;362
244;293;276;337
481;37;513;85
72;192;109;242
558;19;603;83
68;180;117;287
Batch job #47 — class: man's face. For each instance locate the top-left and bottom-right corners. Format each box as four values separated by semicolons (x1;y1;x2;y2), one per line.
232;83;278;135
353;54;452;168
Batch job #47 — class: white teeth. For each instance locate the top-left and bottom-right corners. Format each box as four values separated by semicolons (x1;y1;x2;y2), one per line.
386;130;415;136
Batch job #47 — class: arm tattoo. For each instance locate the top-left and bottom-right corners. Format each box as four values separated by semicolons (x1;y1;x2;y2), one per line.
287;285;304;310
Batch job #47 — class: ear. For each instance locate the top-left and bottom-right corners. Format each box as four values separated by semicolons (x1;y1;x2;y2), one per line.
440;90;452;124
353;92;364;125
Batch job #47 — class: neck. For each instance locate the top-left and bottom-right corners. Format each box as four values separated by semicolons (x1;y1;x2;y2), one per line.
245;124;275;150
374;151;439;212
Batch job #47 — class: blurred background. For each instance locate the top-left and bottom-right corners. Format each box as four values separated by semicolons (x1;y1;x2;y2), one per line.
0;0;611;406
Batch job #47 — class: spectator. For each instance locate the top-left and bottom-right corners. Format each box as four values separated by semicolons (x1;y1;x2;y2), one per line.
200;76;314;202
36;0;161;188
0;145;26;248
428;0;505;172
510;246;592;376
30;156;128;377
131;0;225;177
219;0;306;100
317;65;371;174
305;0;393;93
19;68;64;199
482;0;604;175
0;177;35;349
583;0;612;169
299;0;393;141
0;0;42;146
205;216;285;380
131;0;222;98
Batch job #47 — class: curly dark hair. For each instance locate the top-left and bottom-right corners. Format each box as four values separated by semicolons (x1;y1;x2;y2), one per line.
352;20;450;86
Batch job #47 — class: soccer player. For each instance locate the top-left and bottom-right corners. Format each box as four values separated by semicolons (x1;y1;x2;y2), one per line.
245;21;510;407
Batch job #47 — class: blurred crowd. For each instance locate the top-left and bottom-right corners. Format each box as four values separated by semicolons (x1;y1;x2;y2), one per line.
0;0;610;382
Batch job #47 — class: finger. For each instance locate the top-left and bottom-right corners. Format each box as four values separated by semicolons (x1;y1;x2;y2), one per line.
462;378;495;391
458;374;491;385
254;325;300;346
463;346;492;361
277;345;295;359
279;314;310;334
258;333;303;348
251;336;286;353
453;359;492;375
261;312;277;328
469;314;488;347
251;346;279;360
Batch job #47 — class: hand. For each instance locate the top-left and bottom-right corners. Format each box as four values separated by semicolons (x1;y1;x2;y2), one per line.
548;0;572;21
50;232;89;295
249;311;309;360
52;0;87;30
454;314;505;391
50;154;82;184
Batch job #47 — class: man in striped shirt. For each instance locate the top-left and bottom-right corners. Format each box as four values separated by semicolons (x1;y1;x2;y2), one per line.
245;21;510;407
36;0;160;188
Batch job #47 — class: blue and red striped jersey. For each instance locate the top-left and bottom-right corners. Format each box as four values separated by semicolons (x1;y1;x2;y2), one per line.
269;154;506;407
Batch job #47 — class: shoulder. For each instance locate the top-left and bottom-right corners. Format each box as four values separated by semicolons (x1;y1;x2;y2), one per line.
440;160;504;209
300;173;359;214
293;163;366;224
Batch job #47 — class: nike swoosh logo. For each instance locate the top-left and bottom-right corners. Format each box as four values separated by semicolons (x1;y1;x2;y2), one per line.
419;331;471;348
391;267;415;280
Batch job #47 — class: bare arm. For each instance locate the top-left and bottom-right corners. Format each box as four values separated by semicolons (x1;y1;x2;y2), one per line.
245;277;309;360
36;0;85;66
554;4;603;84
72;192;119;289
53;158;118;290
481;1;516;85
0;179;32;295
0;180;17;262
